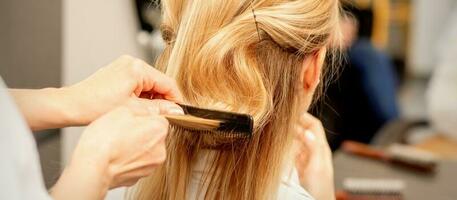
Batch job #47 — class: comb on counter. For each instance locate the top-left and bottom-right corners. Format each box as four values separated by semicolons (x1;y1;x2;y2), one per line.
342;141;438;173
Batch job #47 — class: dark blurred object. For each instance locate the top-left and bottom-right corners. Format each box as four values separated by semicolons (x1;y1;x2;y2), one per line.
319;38;400;149
342;140;437;173
316;1;400;150
343;3;374;39
134;0;161;33
34;129;61;189
134;0;164;61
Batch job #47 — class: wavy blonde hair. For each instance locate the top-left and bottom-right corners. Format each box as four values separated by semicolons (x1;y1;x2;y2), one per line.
131;0;341;199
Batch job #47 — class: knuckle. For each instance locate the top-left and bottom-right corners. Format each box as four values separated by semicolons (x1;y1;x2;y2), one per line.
120;106;134;115
163;75;175;85
309;116;319;124
130;61;144;75
148;117;169;136
294;125;305;135
120;54;134;61
111;106;131;117
122;57;144;77
299;114;310;123
304;113;318;122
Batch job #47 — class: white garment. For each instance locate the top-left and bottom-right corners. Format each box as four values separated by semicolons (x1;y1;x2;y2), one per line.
187;150;315;200
0;77;51;200
427;4;457;141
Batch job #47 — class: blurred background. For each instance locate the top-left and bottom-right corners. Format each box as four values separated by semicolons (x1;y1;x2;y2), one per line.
0;0;456;199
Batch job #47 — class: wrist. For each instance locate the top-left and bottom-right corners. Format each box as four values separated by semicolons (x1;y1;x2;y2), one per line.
57;86;92;126
52;158;111;200
68;156;112;187
10;87;88;130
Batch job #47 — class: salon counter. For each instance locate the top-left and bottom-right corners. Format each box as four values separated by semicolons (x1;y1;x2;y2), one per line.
333;151;457;200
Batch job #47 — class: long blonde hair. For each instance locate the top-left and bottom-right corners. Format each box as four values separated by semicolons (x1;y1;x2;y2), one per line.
131;0;341;199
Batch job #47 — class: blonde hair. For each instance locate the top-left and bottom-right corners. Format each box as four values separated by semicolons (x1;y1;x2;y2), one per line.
131;0;341;199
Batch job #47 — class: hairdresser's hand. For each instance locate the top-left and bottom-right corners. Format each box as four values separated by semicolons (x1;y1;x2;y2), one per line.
65;55;183;125
294;113;335;200
10;55;182;131
51;98;182;200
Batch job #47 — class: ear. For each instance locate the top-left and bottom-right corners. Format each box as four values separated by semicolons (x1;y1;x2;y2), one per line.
301;47;327;94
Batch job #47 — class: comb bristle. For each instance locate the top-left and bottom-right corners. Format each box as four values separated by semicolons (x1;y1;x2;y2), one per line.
164;115;222;131
171;126;243;139
163;104;253;138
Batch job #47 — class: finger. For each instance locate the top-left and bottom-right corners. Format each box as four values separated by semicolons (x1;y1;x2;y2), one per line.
128;164;158;180
143;117;169;161
116;164;158;187
144;138;167;165
294;125;317;152
298;112;320;129
298;113;327;141
132;59;184;102
293;124;307;142
135;115;169;145
137;98;184;115
126;97;184;116
113;55;135;69
138;165;158;177
296;113;331;153
293;125;314;168
299;113;332;156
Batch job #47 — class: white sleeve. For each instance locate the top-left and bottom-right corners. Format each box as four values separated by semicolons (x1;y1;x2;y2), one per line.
0;78;52;200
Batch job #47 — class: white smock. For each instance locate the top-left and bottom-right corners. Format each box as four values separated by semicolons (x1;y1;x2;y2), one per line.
0;77;51;200
187;150;315;200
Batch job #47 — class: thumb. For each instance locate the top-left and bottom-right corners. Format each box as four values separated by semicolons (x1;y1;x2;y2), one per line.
135;98;184;116
295;125;317;154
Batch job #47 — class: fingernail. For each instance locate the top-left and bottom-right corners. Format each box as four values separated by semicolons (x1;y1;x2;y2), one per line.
167;106;184;115
304;130;316;141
